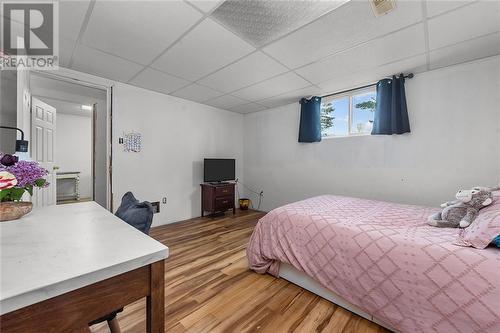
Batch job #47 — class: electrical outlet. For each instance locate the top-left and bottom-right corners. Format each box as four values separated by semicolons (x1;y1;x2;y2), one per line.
151;201;160;214
162;197;167;204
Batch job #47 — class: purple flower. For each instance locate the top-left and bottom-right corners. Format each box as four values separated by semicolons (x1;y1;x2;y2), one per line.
0;160;48;188
0;154;18;167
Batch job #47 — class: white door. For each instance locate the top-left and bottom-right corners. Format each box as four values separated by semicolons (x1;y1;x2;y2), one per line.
31;97;56;207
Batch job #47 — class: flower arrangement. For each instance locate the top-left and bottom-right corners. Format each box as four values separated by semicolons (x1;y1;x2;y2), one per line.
0;153;49;202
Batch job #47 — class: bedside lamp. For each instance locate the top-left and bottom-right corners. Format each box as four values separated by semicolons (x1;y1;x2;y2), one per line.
0;126;29;152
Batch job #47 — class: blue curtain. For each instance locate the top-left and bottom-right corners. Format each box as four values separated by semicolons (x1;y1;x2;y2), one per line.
298;96;321;142
372;75;410;135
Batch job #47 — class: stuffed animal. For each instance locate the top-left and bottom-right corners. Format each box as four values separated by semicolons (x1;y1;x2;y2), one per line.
428;188;493;228
472;185;500;192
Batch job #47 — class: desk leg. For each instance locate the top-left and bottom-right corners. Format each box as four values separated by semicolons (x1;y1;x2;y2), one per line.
146;260;165;333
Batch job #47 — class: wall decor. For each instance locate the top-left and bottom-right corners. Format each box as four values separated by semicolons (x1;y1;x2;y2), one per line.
123;132;142;152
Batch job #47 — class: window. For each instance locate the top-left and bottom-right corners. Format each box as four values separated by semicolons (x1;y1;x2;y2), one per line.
321;89;376;138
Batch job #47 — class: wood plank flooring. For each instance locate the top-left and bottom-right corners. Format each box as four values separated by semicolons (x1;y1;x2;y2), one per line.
90;210;389;333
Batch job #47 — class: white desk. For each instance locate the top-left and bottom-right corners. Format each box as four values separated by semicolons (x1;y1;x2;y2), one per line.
0;202;169;332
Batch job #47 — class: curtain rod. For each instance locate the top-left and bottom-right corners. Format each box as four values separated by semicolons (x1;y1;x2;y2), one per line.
320;73;414;99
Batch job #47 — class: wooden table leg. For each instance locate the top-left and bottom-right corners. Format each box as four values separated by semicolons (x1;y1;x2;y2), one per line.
146;260;165;333
108;317;122;333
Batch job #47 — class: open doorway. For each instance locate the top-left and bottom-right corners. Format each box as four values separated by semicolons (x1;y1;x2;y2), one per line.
29;72;108;208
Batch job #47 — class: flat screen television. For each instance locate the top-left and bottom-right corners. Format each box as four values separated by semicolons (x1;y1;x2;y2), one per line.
204;158;235;183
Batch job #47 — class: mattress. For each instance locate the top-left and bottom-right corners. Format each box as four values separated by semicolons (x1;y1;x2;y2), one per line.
246;195;500;333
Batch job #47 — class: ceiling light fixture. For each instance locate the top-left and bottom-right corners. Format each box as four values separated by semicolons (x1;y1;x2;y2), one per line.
81;105;92;111
211;0;349;47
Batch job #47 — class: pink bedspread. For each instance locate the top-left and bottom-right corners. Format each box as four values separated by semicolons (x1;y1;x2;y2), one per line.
247;195;500;333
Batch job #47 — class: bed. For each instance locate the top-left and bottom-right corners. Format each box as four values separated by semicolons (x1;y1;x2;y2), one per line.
247;195;500;333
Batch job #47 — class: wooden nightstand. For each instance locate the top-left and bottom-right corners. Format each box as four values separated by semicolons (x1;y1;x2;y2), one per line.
200;183;235;217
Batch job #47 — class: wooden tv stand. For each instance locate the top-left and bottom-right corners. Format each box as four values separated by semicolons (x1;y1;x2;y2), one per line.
200;183;235;217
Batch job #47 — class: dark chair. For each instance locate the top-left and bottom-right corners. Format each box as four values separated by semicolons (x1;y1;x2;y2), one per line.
88;192;154;333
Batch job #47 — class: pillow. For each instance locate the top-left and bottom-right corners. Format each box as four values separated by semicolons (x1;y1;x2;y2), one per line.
454;190;500;249
115;191;138;216
117;202;154;234
115;192;154;234
493;235;500;248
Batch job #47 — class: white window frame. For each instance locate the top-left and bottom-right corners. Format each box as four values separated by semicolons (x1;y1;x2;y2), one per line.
321;87;376;139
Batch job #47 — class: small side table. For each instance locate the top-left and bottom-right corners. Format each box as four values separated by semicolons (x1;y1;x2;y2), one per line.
200;183;235;217
56;171;81;202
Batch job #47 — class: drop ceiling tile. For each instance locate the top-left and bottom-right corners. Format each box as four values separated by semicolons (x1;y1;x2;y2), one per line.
231;72;310;101
263;0;422;69
429;32;500;70
188;0;223;13
152;18;255;81
258;86;320;109
205;94;248;109
129;68;190;95
59;37;76;67
171;83;224;103
229;102;267;114
198;51;288;93
427;1;500;50
318;55;427;94
425;0;475;18
59;1;90;40
296;24;426;85
72;44;144;82
82;1;202;65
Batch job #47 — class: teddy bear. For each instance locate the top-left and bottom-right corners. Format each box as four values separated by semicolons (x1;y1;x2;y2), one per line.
427;188;493;228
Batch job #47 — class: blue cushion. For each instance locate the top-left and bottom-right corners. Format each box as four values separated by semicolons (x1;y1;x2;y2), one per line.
493;236;500;248
115;192;154;235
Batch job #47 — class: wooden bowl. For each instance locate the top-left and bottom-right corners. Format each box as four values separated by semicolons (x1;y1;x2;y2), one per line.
0;202;33;222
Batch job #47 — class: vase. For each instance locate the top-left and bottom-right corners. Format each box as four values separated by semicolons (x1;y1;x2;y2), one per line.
239;198;250;210
0;201;33;222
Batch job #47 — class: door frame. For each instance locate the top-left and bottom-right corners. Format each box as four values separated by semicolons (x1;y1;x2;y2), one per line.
92;103;97;201
30;69;113;211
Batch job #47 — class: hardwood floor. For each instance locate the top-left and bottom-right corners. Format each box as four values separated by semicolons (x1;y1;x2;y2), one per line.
91;210;389;333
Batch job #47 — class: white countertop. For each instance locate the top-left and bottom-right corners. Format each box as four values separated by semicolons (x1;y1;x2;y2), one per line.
0;202;169;315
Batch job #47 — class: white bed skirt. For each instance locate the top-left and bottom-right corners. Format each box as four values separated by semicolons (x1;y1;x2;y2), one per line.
278;262;397;332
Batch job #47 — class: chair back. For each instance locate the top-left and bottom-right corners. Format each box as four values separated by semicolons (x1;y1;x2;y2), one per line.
115;192;154;235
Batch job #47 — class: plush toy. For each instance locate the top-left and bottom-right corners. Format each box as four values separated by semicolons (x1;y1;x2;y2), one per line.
428;188;493;228
472;185;500;192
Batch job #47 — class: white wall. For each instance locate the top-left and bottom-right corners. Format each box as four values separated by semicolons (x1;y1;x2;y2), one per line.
112;83;244;226
243;56;500;211
21;68;243;225
56;113;93;199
